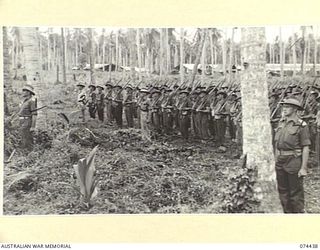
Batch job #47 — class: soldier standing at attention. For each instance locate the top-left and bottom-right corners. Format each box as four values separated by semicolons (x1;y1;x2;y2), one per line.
19;84;37;151
150;89;162;136
162;88;174;135
139;88;151;141
76;83;87;122
213;91;228;147
112;85;124;128
88;84;97;119
177;90;192;140
274;98;311;213
123;85;134;128
104;82;113;124
96;85;105;122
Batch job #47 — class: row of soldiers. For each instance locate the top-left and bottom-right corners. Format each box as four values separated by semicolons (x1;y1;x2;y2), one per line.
76;78;320;149
76;80;243;147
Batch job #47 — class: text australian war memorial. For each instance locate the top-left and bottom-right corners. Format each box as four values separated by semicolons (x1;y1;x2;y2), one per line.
2;26;320;215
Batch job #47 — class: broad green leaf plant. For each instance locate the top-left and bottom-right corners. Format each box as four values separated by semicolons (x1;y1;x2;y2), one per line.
73;145;99;207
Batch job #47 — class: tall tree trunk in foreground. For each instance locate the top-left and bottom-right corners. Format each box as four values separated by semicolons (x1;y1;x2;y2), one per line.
240;27;282;213
19;27;45;128
3;27;11;115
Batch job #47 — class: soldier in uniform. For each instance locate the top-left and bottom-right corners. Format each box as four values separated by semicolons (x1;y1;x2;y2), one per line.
161;88;174;135
274;98;311;213
88;84;97;119
96;85;105;122
104;82;113;124
123;85;134;128
177;90;192;140
76;83;87;122
228;93;240;142
19;84;37;151
213;91;228;147
139;88;151;141
196;89;211;140
112;85;124;128
150;89;162;136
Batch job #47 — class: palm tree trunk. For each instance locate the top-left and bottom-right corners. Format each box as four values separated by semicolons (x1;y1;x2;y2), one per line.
61;28;67;84
240;27;281;212
166;28;171;76
115;31;119;71
301;26;306;75
47;29;51;70
222;30;227;75
136;28;142;81
293;41;297;76
159;28;164;78
19;27;45;128
190;29;207;87
2;27;11;115
314;29;318;75
180;28;184;85
280;27;284;80
209;30;214;74
229;27;235;81
87;28;95;84
201;34;207;85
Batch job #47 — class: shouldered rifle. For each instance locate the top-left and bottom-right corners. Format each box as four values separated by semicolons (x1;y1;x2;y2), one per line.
302;76;320;110
271;82;292;119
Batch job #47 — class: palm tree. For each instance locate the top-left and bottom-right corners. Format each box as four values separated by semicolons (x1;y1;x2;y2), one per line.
19;27;45;128
190;28;207;87
3;27;11;115
180;28;184;85
240;27;281;212
61;28;67;84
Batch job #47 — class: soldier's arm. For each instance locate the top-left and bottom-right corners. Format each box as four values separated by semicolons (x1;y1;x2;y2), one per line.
298;123;311;177
299;146;309;177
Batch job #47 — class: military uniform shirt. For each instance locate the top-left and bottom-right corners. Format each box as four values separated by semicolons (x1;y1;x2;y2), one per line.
275;117;311;151
19;97;37;117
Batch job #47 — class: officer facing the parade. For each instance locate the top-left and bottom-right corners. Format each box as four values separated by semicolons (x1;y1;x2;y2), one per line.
19;84;37;151
274;98;311;213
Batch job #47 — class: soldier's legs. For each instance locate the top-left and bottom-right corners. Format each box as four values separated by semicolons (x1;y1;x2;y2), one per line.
97;107;104;122
20;118;33;151
140;111;151;141
200;113;209;140
137;108;141;129
276;167;292;213
288;173;305;213
115;106;123;128
180;115;189;139
125;107;134;128
195;113;202;139
229;119;236;140
209;116;215;138
89;106;96;119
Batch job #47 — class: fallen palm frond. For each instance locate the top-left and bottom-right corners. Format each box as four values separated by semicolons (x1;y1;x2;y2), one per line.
73;145;99;207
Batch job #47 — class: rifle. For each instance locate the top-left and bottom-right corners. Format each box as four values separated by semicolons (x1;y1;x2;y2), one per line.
196;78;227;111
270;82;292;119
302;76;320;110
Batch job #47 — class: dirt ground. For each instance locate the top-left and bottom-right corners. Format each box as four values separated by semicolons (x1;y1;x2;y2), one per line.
3;73;320;215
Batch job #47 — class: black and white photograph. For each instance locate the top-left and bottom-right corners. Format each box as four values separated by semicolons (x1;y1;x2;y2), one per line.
2;26;320;215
